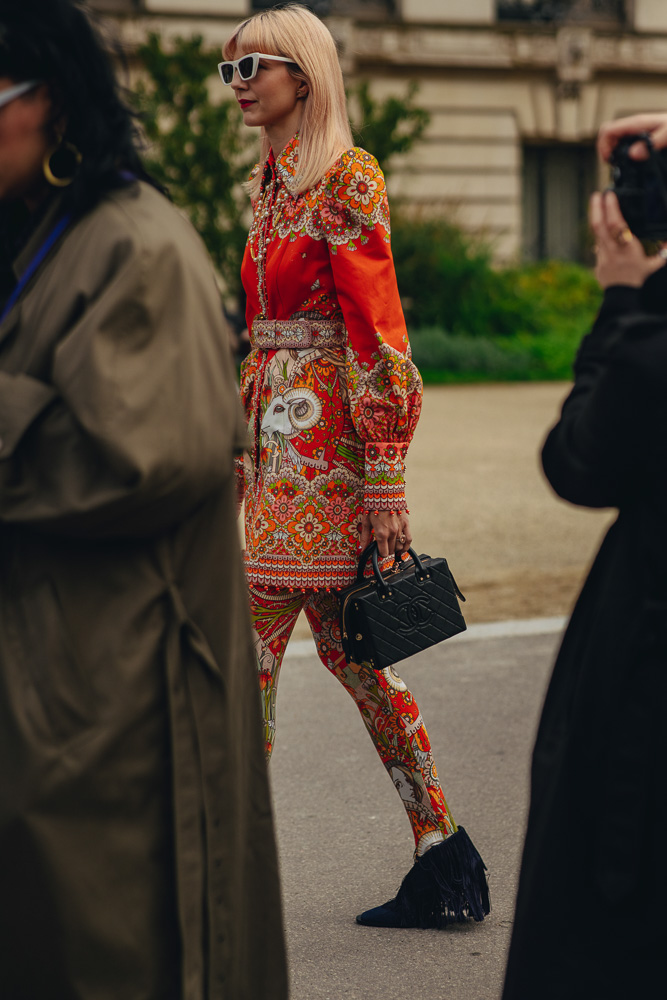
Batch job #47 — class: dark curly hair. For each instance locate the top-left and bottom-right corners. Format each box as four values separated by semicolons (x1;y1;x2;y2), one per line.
0;0;162;219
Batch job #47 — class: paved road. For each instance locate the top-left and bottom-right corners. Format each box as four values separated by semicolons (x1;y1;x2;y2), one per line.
270;624;563;1000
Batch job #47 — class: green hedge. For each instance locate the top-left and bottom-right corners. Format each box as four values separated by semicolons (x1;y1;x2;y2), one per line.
391;214;602;381
410;323;593;383
392;215;541;337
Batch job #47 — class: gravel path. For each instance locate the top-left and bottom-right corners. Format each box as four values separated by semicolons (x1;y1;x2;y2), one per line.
407;381;614;623
288;382;614;638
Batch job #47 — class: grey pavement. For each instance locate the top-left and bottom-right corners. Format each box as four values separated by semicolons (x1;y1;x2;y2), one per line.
269;625;563;1000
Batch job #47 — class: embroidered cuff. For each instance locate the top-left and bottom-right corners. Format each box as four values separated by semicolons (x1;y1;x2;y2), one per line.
364;441;408;511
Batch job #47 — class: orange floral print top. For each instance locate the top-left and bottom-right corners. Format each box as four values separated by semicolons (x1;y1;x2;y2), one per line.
239;133;423;589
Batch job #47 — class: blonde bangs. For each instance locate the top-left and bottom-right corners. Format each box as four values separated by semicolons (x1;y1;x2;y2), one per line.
227;4;354;201
223;17;288;61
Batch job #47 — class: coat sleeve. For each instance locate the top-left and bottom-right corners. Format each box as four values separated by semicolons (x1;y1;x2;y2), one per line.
318;149;423;512
0;213;245;538
541;284;659;509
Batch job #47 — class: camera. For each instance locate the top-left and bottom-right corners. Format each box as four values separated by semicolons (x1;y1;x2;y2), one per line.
610;133;667;241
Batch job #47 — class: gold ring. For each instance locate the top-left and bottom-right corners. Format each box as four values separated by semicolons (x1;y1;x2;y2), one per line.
615;227;633;245
399;534;406;543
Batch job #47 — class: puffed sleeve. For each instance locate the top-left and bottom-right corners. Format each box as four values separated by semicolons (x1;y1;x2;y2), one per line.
0;208;246;538
316;148;423;512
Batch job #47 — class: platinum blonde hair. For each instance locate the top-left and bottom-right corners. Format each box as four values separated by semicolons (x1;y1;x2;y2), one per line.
223;3;354;198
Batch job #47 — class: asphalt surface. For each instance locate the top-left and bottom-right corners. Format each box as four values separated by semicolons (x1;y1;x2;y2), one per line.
270;623;563;1000
260;383;610;996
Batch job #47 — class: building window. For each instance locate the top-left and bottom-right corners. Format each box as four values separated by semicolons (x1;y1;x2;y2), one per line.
522;143;596;262
497;0;625;23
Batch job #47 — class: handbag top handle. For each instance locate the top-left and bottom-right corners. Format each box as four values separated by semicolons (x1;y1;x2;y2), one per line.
356;541;429;591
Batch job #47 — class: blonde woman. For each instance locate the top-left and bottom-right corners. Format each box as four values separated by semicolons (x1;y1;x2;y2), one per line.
223;2;489;928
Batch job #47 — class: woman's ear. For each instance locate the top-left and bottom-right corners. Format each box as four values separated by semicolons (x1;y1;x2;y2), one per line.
297;85;309;98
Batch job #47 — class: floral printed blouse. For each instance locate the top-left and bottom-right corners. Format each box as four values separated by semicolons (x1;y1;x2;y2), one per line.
239;133;423;590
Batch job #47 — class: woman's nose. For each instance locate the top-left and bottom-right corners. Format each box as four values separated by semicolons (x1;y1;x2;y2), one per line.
231;72;247;93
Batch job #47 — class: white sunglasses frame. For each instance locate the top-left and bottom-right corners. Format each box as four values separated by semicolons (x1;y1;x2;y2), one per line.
218;52;294;86
0;80;40;109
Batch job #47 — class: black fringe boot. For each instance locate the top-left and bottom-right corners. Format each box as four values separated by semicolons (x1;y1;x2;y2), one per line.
356;827;490;928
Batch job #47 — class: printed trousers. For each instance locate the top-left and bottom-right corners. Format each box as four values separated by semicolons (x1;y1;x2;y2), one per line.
249;584;457;850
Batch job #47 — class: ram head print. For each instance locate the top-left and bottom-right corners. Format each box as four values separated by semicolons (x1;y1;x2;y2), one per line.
261;387;323;438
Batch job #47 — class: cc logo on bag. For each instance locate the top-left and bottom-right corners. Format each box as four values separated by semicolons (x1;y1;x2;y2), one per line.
396;595;434;633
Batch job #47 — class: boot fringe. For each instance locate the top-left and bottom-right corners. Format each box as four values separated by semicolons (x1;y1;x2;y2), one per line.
395;826;490;928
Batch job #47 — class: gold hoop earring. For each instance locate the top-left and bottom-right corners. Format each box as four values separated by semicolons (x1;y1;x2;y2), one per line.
43;139;82;188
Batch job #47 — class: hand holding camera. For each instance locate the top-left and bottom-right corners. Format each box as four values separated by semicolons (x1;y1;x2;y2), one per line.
598;112;667;164
591;113;667;289
589;190;664;290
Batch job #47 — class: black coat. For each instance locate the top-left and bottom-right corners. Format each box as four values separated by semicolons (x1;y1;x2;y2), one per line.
503;273;667;1000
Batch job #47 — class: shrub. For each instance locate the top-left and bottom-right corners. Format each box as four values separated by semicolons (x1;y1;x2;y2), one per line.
135;34;255;303
392;212;603;380
391;213;543;337
506;259;602;325
409;328;528;381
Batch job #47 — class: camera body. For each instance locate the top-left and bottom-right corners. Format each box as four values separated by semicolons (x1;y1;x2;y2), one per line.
610;133;667;241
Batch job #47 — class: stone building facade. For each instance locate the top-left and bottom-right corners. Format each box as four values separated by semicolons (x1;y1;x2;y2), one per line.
92;0;667;262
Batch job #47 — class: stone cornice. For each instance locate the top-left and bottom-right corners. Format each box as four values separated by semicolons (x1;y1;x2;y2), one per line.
115;16;239;47
351;23;667;77
113;14;667;80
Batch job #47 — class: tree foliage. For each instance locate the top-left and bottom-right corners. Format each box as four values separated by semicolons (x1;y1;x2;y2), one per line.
135;33;255;301
134;34;431;303
349;80;430;177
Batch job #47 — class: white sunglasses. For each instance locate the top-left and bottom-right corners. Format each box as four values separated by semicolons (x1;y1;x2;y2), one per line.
218;52;294;86
0;80;40;109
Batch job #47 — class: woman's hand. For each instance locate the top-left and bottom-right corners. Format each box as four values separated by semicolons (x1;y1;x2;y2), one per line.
589;190;665;290
597;113;667;163
359;510;412;559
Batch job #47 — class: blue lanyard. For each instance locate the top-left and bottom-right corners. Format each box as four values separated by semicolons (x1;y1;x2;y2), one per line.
1;214;71;326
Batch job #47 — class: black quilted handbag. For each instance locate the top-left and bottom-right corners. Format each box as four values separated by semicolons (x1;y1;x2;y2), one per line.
338;542;467;671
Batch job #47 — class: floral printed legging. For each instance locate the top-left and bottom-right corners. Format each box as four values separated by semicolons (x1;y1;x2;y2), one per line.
249;583;457;850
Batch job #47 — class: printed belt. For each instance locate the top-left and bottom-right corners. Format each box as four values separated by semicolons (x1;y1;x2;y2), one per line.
252;317;345;350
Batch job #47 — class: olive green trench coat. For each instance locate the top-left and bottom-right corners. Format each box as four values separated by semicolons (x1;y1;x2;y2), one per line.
0;182;287;999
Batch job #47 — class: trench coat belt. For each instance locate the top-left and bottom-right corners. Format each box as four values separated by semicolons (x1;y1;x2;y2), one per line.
252;317;345;350
164;581;231;998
